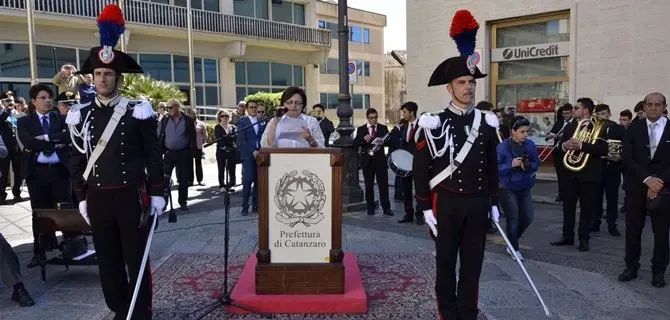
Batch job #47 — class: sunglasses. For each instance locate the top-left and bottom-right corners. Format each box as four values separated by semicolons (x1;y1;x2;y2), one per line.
257;111;265;114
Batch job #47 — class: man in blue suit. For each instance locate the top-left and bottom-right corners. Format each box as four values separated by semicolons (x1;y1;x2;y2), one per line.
236;100;265;215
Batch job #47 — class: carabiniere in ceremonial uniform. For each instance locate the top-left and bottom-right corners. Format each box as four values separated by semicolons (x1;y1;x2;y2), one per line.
413;10;500;320
66;5;165;319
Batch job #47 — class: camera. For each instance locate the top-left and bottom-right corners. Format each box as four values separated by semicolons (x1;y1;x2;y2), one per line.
521;154;531;170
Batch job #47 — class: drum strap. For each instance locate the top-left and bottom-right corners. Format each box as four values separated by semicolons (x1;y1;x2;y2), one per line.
429;109;481;189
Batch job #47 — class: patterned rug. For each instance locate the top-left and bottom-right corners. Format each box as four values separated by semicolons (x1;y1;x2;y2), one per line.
144;253;488;320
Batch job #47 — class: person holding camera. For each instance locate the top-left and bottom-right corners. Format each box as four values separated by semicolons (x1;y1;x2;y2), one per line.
215;109;237;191
497;116;540;260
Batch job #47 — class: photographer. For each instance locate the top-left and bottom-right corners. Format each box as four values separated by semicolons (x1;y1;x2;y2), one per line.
215;109;237;191
497;116;540;260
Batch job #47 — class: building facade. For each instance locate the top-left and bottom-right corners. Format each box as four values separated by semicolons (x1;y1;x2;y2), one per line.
0;0;385;124
315;0;386;126
407;0;670;146
383;49;406;125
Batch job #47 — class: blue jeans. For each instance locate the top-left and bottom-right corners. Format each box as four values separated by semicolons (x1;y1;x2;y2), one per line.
500;188;534;251
241;157;258;211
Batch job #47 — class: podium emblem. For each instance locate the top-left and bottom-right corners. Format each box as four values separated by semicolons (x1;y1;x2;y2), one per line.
274;170;326;227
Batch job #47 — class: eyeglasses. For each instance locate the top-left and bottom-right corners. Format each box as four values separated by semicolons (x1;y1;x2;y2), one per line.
257;111;265;114
219;115;229;118
285;100;304;106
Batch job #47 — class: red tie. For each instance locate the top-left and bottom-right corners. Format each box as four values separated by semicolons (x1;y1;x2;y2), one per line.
408;123;415;142
371;126;377;137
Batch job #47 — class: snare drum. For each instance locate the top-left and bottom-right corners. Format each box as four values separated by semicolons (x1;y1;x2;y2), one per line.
388;149;413;177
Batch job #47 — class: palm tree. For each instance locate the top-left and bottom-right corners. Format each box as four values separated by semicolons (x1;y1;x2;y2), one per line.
120;74;186;109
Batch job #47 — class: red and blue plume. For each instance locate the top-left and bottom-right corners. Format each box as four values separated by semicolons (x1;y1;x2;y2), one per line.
449;10;479;57
97;4;125;48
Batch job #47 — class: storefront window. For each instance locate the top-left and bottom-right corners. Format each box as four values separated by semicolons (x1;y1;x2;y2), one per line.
496;18;569;47
498;57;567;80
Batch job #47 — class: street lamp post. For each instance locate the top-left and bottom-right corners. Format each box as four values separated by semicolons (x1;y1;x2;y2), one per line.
332;0;364;208
186;0;197;111
118;0;126;52
26;0;38;85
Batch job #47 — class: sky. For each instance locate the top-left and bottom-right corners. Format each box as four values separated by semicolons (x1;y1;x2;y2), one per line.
342;0;406;52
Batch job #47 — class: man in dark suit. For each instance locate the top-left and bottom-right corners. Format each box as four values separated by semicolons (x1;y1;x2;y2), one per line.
592;104;624;236
237;100;266;215
619;92;670;288
544;103;574;202
17;84;72;267
397;102;423;225
354;108;392;216
158;99;197;210
0;91;22;204
551;97;607;251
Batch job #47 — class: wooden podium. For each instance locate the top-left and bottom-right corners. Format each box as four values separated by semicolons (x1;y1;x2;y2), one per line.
255;148;344;295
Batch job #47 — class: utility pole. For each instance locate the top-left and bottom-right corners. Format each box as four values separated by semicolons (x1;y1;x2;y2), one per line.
26;0;38;85
187;0;197;111
119;0;126;52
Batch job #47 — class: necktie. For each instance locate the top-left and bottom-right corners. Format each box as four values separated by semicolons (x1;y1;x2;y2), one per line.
41;115;53;156
371;126;376;138
649;122;658;157
409;123;415;142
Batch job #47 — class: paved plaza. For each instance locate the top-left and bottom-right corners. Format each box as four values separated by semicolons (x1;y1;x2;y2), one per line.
0;159;669;320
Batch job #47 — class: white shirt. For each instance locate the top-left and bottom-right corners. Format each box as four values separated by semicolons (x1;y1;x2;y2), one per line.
35;111;61;164
249;116;258;134
647;116;666;154
367;123;378;136
262;114;325;148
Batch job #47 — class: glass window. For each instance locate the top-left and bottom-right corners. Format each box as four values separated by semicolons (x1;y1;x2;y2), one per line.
293;65;303;86
179;86;191;105
174;0;187;7
496;18;570;48
352;94;363;109
363;61;370;77
271;88;284;93
203;59;217;83
236;87;247;103
255;0;268;19
36;45;77;79
498;57;567;80
194;58;203;83
350;26;362;43
191;0;202;10
293;3;305;25
233;0;254;17
271;63;292;86
320;93;326;104
0;43;30;78
196;86;204;106
328;22;338;39
272;1;292;24
0;82;31;100
203;0;219;12
356;60;363;77
363;28;370;44
326;93;338;110
364;94;371;108
235;62;246;84
173;55;189;83
324;58;338;75
246;62;270;85
204;86;219;105
139;54;172;81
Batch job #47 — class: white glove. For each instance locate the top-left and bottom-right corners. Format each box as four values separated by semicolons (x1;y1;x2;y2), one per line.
490;205;500;224
78;201;90;225
150;196;166;217
423;210;438;237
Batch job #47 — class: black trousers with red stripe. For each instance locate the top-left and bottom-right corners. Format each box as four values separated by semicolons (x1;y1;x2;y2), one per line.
434;192;489;320
87;186;152;320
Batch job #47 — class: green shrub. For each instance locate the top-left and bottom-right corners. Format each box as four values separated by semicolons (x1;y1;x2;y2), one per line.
205;122;218;144
244;91;282;115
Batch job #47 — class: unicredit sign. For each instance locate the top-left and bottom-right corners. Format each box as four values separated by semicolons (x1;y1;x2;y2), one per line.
491;42;569;62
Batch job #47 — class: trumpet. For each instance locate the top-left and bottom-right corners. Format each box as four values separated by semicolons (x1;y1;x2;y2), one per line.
563;117;606;171
368;133;390;156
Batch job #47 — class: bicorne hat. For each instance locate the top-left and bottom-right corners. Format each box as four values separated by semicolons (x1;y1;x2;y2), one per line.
76;4;143;75
55;91;77;104
428;10;487;87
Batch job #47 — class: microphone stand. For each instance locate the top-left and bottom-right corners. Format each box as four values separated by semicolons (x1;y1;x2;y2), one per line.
195;119;272;319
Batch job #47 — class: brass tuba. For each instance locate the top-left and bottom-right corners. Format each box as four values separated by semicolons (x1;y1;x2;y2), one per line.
563;118;606;171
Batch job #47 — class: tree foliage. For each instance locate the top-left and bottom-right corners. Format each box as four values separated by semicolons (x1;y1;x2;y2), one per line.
120;74;187;109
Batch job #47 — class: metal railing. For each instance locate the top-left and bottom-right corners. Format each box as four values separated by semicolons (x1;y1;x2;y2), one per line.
0;0;332;47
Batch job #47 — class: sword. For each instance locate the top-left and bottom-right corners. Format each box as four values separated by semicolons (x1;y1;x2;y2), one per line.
493;220;553;318
126;213;157;320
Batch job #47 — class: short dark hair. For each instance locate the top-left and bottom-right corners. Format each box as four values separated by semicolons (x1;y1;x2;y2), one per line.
1;90;14;99
511;116;530;130
594;104;610;113
400;101;418;116
634;101;645;112
619;110;633;119
366;108;378;117
281;86;307;111
559;103;573;113
576;97;595;114
312;103;325;111
475;101;493;111
246;99;260;107
28;84;54;100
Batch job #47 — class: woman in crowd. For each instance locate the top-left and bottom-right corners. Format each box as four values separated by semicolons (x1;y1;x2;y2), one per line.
261;86;324;148
497;116;540;260
214;109;237;192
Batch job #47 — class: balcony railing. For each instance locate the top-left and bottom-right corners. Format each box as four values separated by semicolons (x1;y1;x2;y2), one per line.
0;0;332;47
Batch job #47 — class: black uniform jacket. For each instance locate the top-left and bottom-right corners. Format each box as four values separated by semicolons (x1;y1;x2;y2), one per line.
353;123;389;168
70;98;164;202
413;108;499;212
17;111;71;179
560;118;608;182
623;117;670;195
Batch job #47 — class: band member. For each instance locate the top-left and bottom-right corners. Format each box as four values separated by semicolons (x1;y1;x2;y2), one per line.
551;98;607;251
413;11;499;320
592;104;624;236
67;5;165;319
354;108;392;216
619;109;633;128
389;118;407;201
397;101;423;225
619;92;669;288
545;103;573;202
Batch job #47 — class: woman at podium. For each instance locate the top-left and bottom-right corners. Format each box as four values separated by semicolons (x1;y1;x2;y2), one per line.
261;86;325;148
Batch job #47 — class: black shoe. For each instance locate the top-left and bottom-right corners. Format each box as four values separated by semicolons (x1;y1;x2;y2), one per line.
367;211;375;216
416;216;425;226
578;239;590;251
590;223;600;232
11;284;35;307
618;267;638;282
652;273;666;288
608;225;621;237
383;211;394;216
179;205;189;211
26;253;46;268
397;215;413;223
550;237;574;246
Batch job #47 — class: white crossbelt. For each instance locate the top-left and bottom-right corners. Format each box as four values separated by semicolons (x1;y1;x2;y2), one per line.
429;109;481;189
82;97;129;181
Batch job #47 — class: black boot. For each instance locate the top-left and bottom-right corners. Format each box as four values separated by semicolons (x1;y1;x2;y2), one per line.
652;273;666;288
11;283;35;307
550;237;574;246
608;224;621;237
578;239;590;251
618;266;639;282
397;215;413;223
